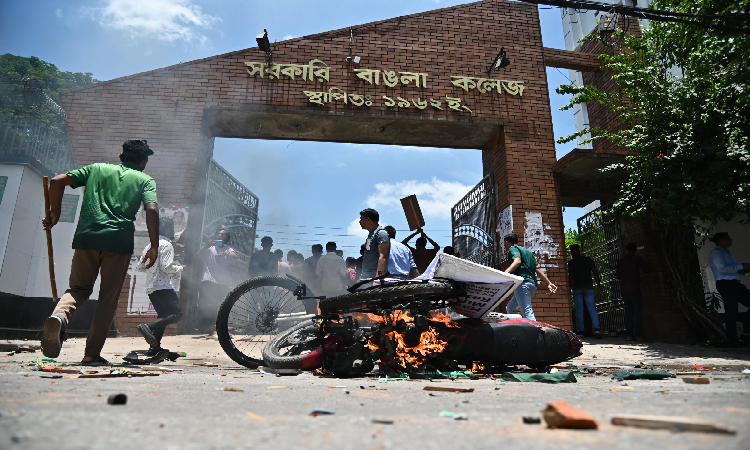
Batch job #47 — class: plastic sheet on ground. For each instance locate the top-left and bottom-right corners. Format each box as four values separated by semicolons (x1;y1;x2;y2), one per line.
611;371;672;380
500;371;577;383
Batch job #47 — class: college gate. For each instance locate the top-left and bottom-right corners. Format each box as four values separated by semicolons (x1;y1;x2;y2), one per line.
57;0;609;333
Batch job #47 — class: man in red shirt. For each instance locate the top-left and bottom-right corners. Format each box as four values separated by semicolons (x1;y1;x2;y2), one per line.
402;228;440;274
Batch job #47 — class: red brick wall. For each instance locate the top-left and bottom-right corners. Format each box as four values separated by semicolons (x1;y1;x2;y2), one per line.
60;0;576;332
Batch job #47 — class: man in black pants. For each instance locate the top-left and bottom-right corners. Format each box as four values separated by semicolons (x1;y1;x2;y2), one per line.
136;217;184;355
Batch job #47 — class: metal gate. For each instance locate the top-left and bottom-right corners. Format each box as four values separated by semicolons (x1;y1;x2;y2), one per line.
451;175;496;267
577;206;625;332
200;158;259;287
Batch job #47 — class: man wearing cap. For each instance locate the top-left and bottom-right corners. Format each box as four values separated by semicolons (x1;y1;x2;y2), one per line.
41;140;159;365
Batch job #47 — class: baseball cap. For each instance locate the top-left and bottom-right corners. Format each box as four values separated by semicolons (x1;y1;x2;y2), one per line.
121;139;154;157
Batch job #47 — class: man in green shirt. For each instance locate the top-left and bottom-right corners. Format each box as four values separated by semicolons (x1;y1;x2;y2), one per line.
503;233;557;321
41;140;160;365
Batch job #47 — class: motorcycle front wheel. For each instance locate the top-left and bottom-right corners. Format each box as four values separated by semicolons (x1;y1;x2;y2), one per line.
216;276;314;368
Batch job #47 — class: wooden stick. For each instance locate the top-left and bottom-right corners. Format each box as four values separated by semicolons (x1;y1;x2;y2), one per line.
611;414;736;435
42;176;59;302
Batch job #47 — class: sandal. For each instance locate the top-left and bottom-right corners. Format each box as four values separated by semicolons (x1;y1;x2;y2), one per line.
79;356;112;366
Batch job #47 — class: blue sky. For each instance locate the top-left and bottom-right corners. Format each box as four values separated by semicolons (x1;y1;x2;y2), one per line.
1;0;585;258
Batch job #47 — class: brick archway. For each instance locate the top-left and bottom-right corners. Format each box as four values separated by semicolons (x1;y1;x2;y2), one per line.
61;0;599;331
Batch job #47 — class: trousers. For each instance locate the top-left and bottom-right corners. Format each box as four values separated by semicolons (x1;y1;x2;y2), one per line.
146;289;183;346
622;291;643;337
573;289;600;332
716;280;750;344
51;249;131;357
506;281;537;321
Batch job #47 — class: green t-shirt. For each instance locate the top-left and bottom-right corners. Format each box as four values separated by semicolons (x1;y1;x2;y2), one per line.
67;162;157;255
507;245;538;284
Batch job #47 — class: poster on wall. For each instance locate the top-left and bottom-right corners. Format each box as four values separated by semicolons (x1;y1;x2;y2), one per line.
127;203;189;315
496;205;513;263
523;212;560;269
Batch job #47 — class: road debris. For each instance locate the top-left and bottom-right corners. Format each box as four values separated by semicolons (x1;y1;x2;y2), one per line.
424;386;474;393
682;377;710;384
523;416;542;424
693;365;710;370
224;387;244;392
310;409;335;417
371;419;394;425
612;371;672;380
453;413;469;420
611;414;736;434
542;400;599;429
193;362;219;367
107;393;127;405
501;372;576;383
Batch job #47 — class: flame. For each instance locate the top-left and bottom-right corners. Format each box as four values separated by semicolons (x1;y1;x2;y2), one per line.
471;362;485;373
386;326;448;367
347;309;462;368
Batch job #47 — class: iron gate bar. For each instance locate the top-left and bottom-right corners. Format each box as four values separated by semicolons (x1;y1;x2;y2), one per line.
577;206;625;332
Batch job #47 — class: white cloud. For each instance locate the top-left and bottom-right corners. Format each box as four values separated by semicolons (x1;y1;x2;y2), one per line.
363;178;473;220
347;218;368;238
87;0;220;44
282;34;294;41
55;8;62;18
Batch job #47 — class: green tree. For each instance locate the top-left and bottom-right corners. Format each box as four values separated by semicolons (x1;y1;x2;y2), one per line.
557;0;749;340
564;228;580;262
0;54;99;103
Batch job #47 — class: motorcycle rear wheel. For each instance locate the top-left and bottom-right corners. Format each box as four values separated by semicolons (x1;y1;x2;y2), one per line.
262;319;321;369
216;276;313;369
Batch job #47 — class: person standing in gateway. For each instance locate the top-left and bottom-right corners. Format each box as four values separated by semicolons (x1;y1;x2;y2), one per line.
41;140;159;365
503;233;557;320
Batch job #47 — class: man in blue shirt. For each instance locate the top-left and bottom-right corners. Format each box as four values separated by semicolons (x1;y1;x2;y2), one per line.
383;226;419;279
358;209;390;284
709;232;750;345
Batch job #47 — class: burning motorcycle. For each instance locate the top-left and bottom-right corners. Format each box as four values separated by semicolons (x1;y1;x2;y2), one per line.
216;254;582;375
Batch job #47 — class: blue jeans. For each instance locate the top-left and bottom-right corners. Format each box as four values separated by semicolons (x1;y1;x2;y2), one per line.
506;281;537;321
573;289;600;332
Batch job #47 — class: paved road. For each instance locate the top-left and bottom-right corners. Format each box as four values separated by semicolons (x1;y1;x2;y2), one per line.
1;336;749;449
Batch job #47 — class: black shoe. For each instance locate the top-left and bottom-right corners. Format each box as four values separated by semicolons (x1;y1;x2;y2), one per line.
41;314;66;358
146;346;166;357
137;324;159;348
594;329;603;339
79;356;111;366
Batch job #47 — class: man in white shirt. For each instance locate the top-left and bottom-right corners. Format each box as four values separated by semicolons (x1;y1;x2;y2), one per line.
136;217;184;355
275;249;292;278
709;232;750;345
383;226;419;279
316;242;347;298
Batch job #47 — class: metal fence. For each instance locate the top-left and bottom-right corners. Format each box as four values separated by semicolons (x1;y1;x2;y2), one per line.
0;119;75;175
451;175;496;268
200;158;260;287
577;206;625;332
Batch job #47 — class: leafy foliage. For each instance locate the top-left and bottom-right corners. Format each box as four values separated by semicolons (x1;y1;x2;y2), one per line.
564;228;580;262
557;0;750;227
0;54;99;103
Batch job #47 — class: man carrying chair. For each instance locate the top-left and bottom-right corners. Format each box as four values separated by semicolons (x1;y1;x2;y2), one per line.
41;140;159;365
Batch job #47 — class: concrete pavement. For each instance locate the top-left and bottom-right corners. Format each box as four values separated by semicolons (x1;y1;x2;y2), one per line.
1;335;749;449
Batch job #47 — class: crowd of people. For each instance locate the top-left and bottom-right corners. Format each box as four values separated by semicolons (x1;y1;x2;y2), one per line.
245;208;456;298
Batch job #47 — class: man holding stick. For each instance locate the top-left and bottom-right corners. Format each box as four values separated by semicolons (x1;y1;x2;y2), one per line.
41;140;159;365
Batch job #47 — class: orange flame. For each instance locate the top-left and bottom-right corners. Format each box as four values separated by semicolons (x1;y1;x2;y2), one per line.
471;362;485;373
348;310;463;368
